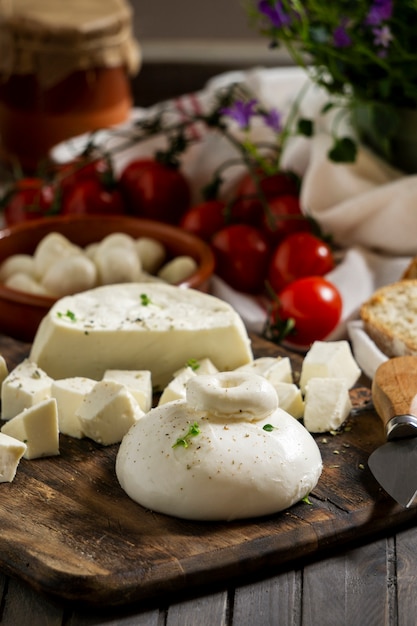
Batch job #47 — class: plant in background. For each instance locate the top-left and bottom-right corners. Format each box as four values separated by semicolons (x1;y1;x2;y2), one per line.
249;0;417;164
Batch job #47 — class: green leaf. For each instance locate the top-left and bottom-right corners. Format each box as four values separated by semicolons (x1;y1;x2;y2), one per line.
328;137;357;163
297;118;314;137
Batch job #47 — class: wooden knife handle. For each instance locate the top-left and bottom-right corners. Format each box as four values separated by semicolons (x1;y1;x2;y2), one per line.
372;356;417;438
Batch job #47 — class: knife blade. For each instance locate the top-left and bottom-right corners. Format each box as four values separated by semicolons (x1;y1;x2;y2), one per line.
368;355;417;508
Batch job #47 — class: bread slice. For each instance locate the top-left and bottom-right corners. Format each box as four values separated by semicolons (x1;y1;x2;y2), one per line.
360;279;417;357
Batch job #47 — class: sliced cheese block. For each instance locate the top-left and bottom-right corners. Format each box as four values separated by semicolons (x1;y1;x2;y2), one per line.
103;369;152;412
1;398;59;459
303;377;352;433
0;433;27;482
51;377;96;438
274;382;304;419
76;380;144;446
158;358;218;406
236;356;293;384
1;359;53;420
299;340;361;392
30;283;253;387
116;372;322;521
0;355;8;388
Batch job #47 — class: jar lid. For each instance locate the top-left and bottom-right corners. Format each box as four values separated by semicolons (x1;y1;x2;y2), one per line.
0;0;141;86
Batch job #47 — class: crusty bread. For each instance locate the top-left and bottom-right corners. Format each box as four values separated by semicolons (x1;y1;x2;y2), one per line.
360;279;417;357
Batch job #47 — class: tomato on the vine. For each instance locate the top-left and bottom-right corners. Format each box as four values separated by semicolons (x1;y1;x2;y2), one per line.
55;155;112;193
268;232;335;292
268;276;342;348
60;178;125;216
119;158;190;224
2;178;56;226
231;169;300;225
211;224;271;293
180;199;228;241
261;194;311;244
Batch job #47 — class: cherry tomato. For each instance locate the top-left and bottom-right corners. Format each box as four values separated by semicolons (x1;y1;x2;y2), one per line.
261;194;311;244
211;224;271;293
61;178;125;216
2;178;56;226
268;232;335;292
180;200;228;241
119;158;190;224
231;169;300;225
270;276;342;348
56;155;112;195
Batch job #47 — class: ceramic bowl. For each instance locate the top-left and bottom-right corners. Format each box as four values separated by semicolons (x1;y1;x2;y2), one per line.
0;214;215;343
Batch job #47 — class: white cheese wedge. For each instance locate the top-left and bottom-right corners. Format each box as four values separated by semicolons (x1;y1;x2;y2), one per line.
0;355;8;388
274;382;305;419
303;377;352;433
1;359;53;420
76;380;144;446
51;377;96;438
299;340;361;392
103;369;152;412
116;372;322;521
236;356;293;384
1;398;59;459
0;432;27;482
158;358;219;406
29;283;253;387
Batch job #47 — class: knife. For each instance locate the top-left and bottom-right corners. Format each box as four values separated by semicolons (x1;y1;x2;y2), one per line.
368;355;417;508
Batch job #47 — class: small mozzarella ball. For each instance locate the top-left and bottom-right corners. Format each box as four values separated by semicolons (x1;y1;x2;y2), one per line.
0;254;37;282
99;233;136;253
41;255;98;297
84;242;100;260
95;246;142;285
186;372;278;421
157;256;197;284
5;272;52;296
34;232;82;278
135;237;166;274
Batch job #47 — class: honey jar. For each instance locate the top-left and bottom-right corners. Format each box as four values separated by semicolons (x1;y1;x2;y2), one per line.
0;0;141;170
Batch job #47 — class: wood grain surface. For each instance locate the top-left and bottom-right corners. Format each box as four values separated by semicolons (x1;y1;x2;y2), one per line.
0;332;415;609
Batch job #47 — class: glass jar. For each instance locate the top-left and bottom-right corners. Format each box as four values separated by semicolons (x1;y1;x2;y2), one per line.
0;0;141;170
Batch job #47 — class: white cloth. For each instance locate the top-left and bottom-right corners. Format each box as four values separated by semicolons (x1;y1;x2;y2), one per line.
52;66;417;376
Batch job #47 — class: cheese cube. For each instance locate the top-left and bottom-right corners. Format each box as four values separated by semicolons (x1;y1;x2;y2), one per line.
51;377;96;438
299;341;361;392
0;355;8;387
1;359;53;420
0;433;26;482
29;283;253;387
76;381;144;445
274;382;304;419
303;377;352;433
158;358;219;406
236;356;293;384
103;370;152;412
1;398;59;459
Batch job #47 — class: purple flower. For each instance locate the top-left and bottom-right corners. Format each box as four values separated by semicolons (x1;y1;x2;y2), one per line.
220;99;258;129
373;24;393;47
257;0;291;29
333;18;352;48
261;108;282;133
365;0;393;26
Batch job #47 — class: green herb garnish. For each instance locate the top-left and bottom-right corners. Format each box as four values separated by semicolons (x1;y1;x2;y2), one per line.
140;293;152;306
262;424;277;432
57;310;77;322
173;422;201;448
302;495;312;505
186;358;200;372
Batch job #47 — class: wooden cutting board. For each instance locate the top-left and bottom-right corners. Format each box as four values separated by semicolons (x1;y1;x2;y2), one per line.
0;332;415;608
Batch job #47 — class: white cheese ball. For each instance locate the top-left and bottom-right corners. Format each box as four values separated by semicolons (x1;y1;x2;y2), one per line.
116;373;322;521
5;272;51;296
135;237;166;274
0;254;37;282
157;256;198;284
41;255;98;297
33;232;82;278
95;246;142;285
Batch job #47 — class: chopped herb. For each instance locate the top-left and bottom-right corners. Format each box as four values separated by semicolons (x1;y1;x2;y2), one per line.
173;422;201;448
140;293;152;306
186;358;200;371
302;495;312;505
263;424;277;432
57;310;77;322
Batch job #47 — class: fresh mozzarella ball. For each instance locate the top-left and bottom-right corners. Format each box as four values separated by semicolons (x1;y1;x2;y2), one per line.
157;255;197;284
185;372;278;420
135;237;166;274
0;254;37;282
84;242;100;260
41;255;98;297
95;246;142;285
33;233;82;278
116;371;322;521
98;233;136;253
5;272;51;296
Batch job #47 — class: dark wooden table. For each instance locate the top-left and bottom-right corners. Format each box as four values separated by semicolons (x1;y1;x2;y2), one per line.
1;524;417;625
